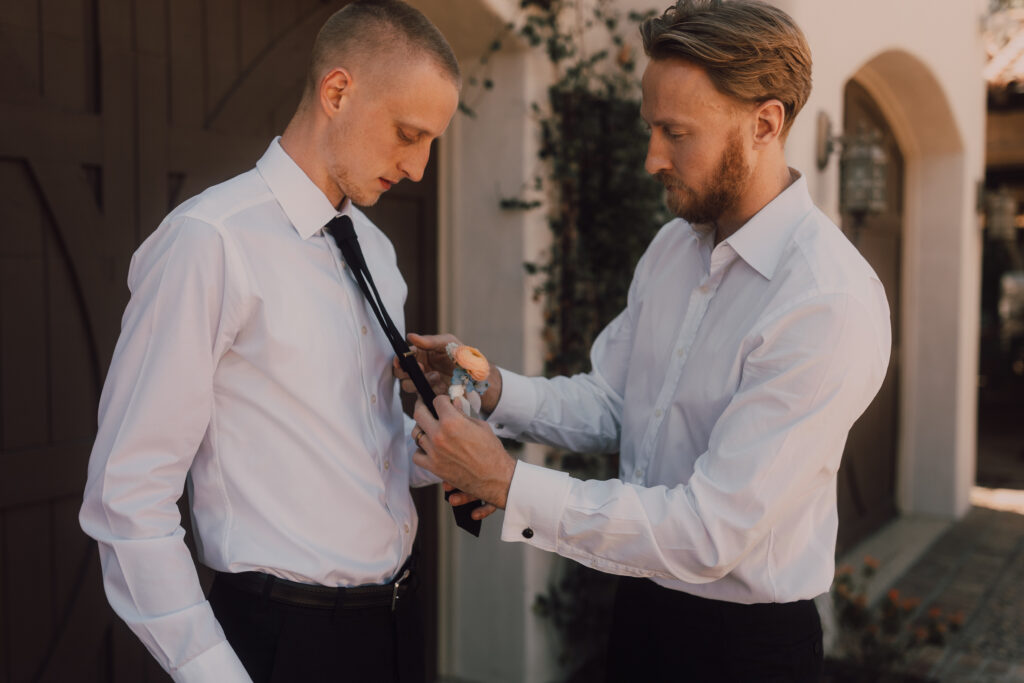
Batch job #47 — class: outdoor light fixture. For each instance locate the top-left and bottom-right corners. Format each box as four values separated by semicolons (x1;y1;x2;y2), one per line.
816;111;889;226
986;186;1019;242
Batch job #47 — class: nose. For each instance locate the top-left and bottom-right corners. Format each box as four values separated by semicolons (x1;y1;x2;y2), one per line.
644;132;671;177
399;141;432;183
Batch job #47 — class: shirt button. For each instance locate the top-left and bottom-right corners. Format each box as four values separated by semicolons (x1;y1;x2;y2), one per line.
384;460;390;470
404;523;410;534
361;326;368;335
522;528;534;539
654;409;663;418
677;348;685;357
370;394;377;404
635;468;644;478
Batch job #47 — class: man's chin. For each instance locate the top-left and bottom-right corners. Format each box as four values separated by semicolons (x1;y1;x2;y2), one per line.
347;189;383;208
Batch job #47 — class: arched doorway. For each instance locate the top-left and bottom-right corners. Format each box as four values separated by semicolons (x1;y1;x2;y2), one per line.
836;79;905;553
0;1;440;679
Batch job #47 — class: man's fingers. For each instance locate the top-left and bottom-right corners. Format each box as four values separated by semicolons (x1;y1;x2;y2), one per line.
412;449;433;472
472;504;498;521
407;332;458;351
432;393;461;419
446;491;497;520
447;490;476;506
412;398;440;434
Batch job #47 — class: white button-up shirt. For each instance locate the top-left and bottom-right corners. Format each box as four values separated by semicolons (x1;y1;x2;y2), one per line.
80;139;434;681
493;172;891;605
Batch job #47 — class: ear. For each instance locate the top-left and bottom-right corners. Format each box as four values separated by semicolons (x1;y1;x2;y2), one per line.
319;67;353;118
752;99;786;148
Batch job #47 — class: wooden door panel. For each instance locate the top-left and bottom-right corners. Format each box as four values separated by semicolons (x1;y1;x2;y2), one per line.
5;504;53;682
836;79;904;554
1;258;48;449
0;2;41;105
0;1;441;680
48;225;102;443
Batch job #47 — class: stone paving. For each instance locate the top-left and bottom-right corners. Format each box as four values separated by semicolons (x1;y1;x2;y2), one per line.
886;489;1024;682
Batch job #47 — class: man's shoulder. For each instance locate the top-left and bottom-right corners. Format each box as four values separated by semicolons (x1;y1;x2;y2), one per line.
170;167;273;229
133;169;270;268
762;208;888;332
784;208;880;293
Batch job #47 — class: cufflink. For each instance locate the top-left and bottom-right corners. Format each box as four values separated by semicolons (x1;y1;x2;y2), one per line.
522;528;534;539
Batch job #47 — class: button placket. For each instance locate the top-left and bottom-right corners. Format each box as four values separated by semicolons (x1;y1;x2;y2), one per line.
638;270;724;467
322;228;385;466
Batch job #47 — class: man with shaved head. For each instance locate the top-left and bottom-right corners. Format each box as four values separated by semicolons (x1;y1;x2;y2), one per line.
80;2;459;681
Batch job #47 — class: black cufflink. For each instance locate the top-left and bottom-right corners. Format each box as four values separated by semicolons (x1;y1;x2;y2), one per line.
522;528;534;539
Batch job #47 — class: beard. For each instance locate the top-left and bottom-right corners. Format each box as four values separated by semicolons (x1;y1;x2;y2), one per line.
657;129;749;228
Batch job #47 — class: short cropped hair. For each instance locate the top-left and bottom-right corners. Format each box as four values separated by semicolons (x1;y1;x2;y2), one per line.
306;0;460;95
640;0;812;136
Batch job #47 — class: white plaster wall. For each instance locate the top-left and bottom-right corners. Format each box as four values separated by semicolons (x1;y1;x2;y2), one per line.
410;1;560;680
776;0;988;518
435;45;560;681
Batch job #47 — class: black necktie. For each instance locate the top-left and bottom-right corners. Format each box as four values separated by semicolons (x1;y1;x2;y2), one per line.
325;214;482;537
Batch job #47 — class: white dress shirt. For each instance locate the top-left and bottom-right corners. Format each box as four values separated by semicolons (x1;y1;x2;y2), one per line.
492;172;891;605
80;138;435;681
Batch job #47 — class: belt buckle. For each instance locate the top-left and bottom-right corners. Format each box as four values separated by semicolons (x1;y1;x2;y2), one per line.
391;568;410;612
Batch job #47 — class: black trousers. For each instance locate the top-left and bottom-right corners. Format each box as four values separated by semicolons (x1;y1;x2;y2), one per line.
608;576;823;682
208;574;425;683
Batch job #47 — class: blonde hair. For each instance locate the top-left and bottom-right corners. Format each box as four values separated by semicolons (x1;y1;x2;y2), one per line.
640;0;812;136
305;0;459;98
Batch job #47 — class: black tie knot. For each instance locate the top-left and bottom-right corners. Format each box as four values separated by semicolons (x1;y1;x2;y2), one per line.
325;214;356;242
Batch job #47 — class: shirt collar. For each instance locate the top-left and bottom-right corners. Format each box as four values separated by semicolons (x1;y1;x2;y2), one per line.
256;137;351;239
722;169;813;280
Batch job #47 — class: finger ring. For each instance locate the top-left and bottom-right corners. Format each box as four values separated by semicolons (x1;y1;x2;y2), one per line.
414;429;425;448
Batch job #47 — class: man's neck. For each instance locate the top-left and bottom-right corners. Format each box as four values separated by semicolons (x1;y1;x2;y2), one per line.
713;161;795;246
280;117;346;209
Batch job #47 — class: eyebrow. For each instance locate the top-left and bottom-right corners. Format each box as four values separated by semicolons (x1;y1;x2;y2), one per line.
396;123;433;140
639;107;687;127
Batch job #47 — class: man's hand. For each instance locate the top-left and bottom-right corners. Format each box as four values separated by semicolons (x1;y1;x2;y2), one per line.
442;482;498;522
394;333;503;414
411;395;517;511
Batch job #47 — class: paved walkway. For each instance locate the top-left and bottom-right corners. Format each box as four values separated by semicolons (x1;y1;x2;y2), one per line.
883;487;1024;682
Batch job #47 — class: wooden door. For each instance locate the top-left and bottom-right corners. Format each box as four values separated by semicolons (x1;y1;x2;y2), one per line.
0;1;440;680
836;79;904;554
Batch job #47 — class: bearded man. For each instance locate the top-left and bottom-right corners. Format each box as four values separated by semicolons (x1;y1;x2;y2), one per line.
402;1;891;680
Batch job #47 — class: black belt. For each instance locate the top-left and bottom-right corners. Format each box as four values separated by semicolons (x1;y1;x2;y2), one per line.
214;563;416;612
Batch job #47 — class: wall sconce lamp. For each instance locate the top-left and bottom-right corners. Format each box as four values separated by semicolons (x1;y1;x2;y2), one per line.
816;111;889;227
985;186;1019;242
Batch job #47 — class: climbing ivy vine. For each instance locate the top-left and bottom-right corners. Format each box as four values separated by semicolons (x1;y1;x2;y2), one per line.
464;2;669;680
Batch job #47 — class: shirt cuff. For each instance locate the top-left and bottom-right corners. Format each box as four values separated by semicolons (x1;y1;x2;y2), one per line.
487;368;538;438
170;640;252;683
500;460;572;552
